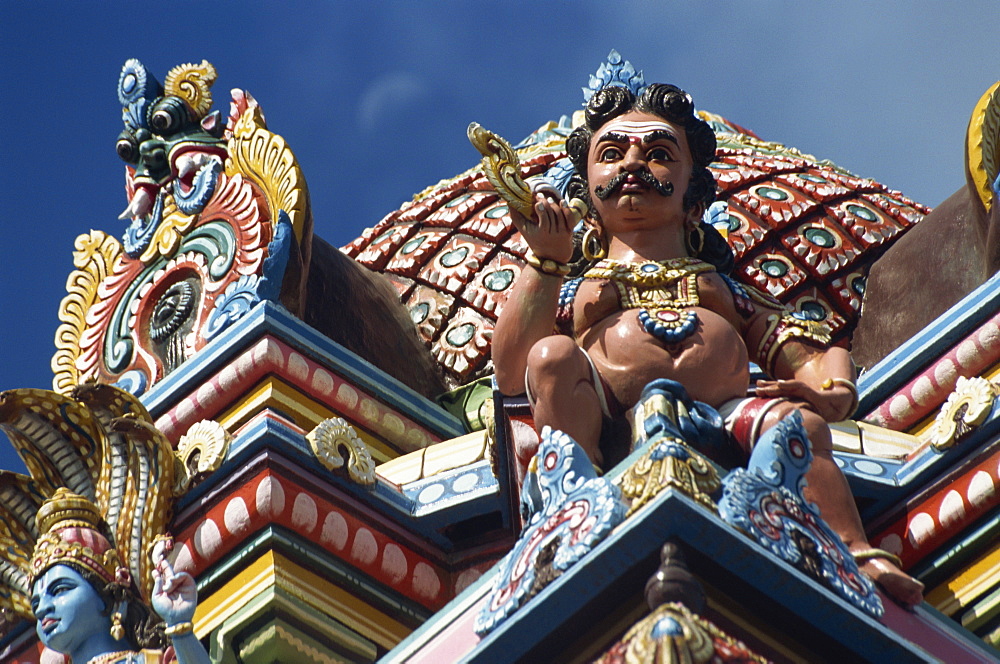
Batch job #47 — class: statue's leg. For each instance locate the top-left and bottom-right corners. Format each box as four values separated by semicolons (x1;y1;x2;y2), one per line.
757;403;925;608
526;336;605;467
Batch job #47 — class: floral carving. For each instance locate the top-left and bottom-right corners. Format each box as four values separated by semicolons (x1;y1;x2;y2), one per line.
175;419;232;492
306;418;376;485
928;376;997;450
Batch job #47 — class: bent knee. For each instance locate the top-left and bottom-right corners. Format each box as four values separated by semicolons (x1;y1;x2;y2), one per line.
761;402;832;452
528;336;585;370
527;336;590;384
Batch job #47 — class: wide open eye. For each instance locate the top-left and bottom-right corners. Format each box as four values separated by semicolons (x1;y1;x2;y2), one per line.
116;131;139;164
599;147;622;161
148;97;190;135
647;147;672;161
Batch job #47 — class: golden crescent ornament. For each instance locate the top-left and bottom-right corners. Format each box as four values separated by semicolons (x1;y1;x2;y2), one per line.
467;123;534;219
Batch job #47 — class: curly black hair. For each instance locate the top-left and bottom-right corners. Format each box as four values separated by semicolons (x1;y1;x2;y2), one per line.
565;83;732;273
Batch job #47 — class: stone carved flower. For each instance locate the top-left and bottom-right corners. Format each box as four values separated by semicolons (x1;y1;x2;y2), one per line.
929;376;997;450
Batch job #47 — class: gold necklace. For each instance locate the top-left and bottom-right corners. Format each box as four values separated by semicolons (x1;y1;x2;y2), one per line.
582;257;715;343
88;651;137;664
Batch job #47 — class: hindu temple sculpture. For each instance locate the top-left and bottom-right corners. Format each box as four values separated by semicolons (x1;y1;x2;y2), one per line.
8;50;1000;661
53;58;443;402
0;385;209;663
488;80;924;608
29;490;208;664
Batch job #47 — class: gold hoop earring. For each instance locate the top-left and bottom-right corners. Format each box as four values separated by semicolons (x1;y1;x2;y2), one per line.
582;225;608;261
686;223;705;256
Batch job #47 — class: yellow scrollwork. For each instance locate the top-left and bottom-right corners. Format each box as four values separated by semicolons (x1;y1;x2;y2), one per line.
618;437;721;516
139;197;196;264
307;418;376;485
928;376;997;450
225;100;309;245
164;60;218;119
967;81;1000;213
51;231;123;394
467;122;534;218
603;603;767;664
175;419;232;493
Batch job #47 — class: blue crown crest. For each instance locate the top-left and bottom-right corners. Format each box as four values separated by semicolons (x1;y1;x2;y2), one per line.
582;50;646;103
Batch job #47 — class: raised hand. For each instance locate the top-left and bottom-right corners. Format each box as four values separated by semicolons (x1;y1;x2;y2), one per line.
149;537;196;627
509;190;578;264
150;560;197;627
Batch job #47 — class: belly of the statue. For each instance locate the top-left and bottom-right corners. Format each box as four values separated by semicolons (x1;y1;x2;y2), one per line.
580;307;751;411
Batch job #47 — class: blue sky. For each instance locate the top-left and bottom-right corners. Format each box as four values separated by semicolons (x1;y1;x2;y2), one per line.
1;1;997;473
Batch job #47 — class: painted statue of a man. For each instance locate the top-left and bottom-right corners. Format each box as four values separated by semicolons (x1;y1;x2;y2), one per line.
28;488;209;664
492;82;924;608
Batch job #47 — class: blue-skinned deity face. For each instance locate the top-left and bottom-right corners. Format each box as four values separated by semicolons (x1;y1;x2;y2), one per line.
31;564;111;654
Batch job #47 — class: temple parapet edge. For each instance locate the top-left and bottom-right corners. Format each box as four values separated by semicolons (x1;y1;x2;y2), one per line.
2;53;1000;663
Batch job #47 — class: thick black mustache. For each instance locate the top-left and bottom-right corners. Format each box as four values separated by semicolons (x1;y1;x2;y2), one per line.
594;169;674;200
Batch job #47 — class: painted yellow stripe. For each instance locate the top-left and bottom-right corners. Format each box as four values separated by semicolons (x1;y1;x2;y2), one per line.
927;544;1000;615
194;550;412;648
217;377;395;462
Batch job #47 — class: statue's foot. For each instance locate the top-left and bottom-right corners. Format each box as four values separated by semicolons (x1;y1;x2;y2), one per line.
853;548;924;609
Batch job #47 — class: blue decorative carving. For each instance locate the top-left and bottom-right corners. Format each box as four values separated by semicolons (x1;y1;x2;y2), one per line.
526;158;577;204
173;156;222;215
583;50;646;103
702;200;730;233
118;59;162;107
256;211;293;302
122;191;165;258
475;427;626;636
121;100;150;133
203;275;261;341
512;115;574;151
112;369;148;397
633;379;727;457
718;412;884;617
202;210;290;339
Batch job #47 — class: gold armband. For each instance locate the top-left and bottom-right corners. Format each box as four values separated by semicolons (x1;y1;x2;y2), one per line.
164;621;194;638
757;312;832;376
524;250;571;277
852;548;902;568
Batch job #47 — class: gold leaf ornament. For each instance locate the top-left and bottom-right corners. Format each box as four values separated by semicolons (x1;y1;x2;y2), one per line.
138;197;195;264
612;603;717;664
226;103;308;244
307;418;376;485
967;81;1000;214
164;60;218;119
467;123;534;218
618;437;720;516
929;376;997;450
51;231;123;393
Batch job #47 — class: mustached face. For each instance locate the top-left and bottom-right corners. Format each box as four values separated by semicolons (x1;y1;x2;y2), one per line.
594;168;674;200
586;111;695;231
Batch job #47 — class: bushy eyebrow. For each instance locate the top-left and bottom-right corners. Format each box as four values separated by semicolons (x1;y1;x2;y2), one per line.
596;131;629;145
595;129;679;147
643;129;679;146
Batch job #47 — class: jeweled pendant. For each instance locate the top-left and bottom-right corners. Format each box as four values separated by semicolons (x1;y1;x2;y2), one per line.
638;307;698;343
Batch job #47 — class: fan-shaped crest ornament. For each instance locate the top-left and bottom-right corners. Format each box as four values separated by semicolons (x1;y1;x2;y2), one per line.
718;412;884;617
583;49;646;102
475;427;626;635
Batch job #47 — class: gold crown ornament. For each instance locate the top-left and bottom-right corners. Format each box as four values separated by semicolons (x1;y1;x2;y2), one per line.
29;488;127;587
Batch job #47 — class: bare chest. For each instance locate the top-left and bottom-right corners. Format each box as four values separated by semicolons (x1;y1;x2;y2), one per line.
564;263;742;341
